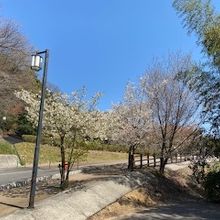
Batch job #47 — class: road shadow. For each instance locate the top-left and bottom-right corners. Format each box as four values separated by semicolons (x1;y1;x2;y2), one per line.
120;200;220;220
81;163;128;175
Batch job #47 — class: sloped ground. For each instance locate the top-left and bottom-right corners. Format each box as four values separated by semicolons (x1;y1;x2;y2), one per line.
88;167;220;220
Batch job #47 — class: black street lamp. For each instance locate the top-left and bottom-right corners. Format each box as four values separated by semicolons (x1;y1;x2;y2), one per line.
28;49;49;209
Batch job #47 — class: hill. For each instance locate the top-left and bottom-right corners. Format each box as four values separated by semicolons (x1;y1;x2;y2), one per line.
0;20;40;134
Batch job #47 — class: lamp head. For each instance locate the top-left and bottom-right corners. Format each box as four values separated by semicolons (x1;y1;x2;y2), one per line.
31;54;42;71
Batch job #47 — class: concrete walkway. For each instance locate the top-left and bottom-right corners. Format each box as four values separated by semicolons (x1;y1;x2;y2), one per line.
0;176;133;220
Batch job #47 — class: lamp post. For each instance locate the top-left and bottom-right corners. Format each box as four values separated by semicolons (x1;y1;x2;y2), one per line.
28;49;49;209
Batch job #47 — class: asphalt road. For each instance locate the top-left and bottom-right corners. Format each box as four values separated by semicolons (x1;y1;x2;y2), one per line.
0;160;127;186
0;167;59;185
115;200;220;220
0;157;191;187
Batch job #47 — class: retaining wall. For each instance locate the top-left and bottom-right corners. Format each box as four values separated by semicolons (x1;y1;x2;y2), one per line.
0;155;20;169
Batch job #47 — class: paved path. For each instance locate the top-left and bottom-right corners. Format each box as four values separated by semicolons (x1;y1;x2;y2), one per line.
113;200;220;220
0;167;59;186
0;160;127;186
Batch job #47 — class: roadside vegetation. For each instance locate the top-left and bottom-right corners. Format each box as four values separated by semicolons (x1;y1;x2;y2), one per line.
0;141;16;155
203;162;220;202
3;142;126;166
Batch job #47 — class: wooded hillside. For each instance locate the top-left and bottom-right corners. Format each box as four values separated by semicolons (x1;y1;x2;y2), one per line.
0;20;39;133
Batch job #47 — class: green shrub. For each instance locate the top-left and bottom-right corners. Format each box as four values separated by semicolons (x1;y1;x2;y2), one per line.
21;135;140;154
204;162;220;202
16;112;36;136
0;141;16;155
0;114;17;133
83;141;128;153
22;134;36;143
22;134;59;146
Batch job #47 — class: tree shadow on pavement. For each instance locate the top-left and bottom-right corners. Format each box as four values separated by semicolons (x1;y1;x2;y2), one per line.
81;163;128;176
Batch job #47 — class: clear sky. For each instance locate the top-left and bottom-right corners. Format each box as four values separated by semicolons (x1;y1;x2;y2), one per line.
0;0;219;110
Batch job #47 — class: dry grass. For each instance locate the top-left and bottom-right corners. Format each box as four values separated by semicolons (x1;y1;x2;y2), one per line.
88;188;157;220
0;141;16;155
15;142;60;165
14;142;127;165
85;151;127;164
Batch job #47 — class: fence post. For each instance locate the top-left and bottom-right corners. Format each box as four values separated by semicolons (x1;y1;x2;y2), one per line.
140;154;143;169
153;153;156;167
147;153;150;167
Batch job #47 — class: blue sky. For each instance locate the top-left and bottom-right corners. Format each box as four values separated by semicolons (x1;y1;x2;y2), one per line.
0;0;219;110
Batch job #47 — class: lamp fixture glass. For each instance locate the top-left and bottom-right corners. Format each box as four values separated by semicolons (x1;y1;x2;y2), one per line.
31;54;42;71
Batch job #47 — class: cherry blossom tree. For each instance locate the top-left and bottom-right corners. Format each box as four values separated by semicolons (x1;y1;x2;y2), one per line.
140;54;200;173
107;54;200;173
107;83;152;170
15;87;101;188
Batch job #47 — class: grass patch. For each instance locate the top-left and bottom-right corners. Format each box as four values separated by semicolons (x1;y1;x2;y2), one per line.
0;141;16;155
85;151;127;164
15;142;60;165
14;142;127;165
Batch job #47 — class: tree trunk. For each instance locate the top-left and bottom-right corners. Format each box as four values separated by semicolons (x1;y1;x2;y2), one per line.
159;157;168;174
128;145;135;171
65;161;72;185
65;131;77;186
60;135;67;189
65;167;70;187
